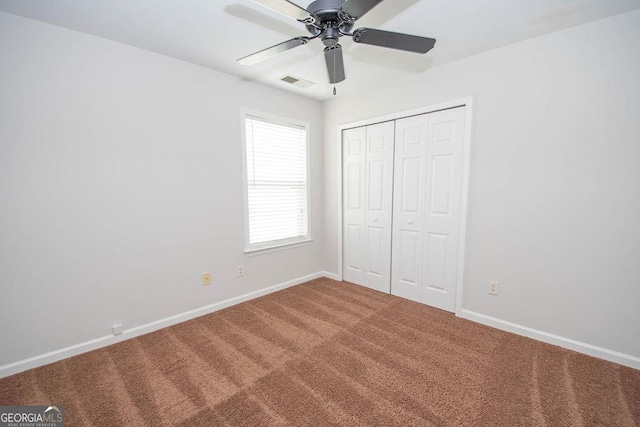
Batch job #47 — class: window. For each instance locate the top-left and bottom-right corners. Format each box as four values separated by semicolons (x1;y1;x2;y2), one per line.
242;112;310;253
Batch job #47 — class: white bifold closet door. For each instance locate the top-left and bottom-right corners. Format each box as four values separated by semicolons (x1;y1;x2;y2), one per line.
342;121;394;293
391;107;466;312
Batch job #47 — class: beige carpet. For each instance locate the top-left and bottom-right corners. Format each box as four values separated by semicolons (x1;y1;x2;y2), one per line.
1;278;638;426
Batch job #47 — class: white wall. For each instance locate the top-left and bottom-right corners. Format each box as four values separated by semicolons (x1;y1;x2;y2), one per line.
0;12;324;368
324;10;640;359
2;8;639;372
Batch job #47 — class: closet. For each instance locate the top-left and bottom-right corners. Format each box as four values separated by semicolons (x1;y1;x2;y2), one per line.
342;106;467;312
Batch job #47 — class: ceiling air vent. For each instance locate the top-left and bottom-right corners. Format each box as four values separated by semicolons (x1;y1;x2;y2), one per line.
280;75;315;89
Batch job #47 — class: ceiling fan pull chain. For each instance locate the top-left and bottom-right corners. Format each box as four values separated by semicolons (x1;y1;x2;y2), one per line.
333;48;337;96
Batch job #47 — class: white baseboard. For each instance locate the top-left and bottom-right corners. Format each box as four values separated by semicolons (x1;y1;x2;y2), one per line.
0;272;325;378
5;278;635;378
321;271;340;281
458;309;640;370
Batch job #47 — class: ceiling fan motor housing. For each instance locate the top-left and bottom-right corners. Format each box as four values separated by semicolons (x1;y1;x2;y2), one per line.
306;0;354;47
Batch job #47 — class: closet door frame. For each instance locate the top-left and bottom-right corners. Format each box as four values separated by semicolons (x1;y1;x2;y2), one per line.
337;97;473;316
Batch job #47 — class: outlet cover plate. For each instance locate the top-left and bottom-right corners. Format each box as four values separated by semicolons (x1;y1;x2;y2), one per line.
203;272;212;286
488;281;499;295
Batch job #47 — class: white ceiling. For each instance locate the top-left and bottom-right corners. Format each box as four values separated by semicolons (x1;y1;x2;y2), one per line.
1;0;639;101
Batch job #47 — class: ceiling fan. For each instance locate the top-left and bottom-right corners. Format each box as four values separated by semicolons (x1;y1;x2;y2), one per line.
237;0;436;85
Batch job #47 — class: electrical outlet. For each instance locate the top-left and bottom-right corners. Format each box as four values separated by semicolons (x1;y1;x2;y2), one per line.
488;281;499;295
202;272;212;286
112;324;123;336
237;265;244;277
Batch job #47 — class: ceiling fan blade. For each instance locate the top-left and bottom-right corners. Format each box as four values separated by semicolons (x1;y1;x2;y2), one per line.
340;0;385;21
353;28;436;53
252;0;316;23
238;36;309;65
324;45;346;84
224;5;302;38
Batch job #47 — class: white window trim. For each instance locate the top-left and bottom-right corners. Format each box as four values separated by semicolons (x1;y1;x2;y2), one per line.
244;238;314;257
240;108;312;256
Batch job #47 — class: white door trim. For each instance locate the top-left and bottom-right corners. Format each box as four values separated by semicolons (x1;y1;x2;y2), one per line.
337;97;474;317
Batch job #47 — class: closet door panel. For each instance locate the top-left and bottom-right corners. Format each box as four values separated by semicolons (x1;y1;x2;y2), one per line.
422;107;466;311
342;127;367;285
364;121;394;293
391;115;428;302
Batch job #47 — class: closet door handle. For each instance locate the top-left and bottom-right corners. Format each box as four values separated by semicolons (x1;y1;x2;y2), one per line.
373;218;379;222
407;220;413;224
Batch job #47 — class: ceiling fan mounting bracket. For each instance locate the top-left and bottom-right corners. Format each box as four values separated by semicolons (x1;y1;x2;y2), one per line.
300;16;318;25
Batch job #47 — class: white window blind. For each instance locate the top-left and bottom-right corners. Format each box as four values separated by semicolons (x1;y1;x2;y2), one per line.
244;115;309;250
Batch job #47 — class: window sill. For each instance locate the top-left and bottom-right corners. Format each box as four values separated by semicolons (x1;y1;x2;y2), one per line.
244;239;314;257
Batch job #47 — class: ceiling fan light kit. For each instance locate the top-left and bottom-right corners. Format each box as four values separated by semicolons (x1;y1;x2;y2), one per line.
238;0;436;88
